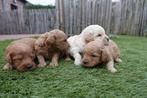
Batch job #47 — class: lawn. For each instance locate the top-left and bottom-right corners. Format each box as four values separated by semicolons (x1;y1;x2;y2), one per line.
0;36;147;98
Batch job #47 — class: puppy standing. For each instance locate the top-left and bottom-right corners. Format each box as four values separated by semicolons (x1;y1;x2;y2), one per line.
82;39;122;73
67;25;109;66
35;29;69;67
3;38;36;72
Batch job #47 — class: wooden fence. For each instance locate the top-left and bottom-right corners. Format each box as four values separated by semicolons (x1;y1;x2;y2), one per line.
0;9;56;34
55;0;112;35
111;0;147;36
56;0;147;36
0;0;147;36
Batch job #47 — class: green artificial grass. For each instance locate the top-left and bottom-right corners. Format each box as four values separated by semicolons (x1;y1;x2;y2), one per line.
0;36;147;98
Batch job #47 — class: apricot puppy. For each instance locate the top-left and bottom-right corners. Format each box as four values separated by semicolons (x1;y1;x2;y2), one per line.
35;29;69;67
3;38;36;72
82;39;122;73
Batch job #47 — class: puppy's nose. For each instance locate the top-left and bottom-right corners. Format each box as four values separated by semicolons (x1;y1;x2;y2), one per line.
27;65;33;70
83;61;88;65
106;37;109;41
67;43;70;48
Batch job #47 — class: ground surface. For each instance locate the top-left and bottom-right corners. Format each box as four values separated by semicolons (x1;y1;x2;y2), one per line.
0;34;40;41
0;36;147;98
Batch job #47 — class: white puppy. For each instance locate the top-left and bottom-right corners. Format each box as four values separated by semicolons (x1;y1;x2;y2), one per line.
67;25;109;65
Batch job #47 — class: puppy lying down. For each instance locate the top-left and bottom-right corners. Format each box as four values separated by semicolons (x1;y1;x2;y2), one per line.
82;39;122;73
3;38;36;72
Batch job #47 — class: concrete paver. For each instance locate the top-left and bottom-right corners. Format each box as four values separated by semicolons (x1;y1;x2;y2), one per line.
0;34;41;41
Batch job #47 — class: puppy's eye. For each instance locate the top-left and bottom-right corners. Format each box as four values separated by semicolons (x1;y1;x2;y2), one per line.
13;56;23;61
63;39;67;42
13;58;22;62
91;54;97;57
97;34;101;37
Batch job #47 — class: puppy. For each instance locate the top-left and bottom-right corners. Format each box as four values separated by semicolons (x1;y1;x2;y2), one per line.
35;29;69;67
67;25;109;66
3;38;36;72
82;39;122;73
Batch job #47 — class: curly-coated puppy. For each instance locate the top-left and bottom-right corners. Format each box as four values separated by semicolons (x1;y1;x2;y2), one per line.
67;25;109;66
3;38;36;72
82;39;122;73
35;29;69;67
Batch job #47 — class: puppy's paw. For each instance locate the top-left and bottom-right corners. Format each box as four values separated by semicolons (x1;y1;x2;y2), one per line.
65;57;71;61
37;62;47;67
49;62;58;67
3;63;13;70
115;58;122;63
110;68;117;73
74;60;81;66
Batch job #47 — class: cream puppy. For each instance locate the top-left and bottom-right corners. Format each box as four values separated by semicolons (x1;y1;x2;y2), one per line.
67;25;109;65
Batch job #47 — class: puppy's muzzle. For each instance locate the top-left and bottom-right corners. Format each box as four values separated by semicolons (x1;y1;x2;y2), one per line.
26;64;33;70
103;36;110;46
82;60;90;67
83;61;88;65
106;37;109;42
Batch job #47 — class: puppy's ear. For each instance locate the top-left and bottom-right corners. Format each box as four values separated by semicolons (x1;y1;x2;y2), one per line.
84;33;94;43
100;48;110;62
31;51;36;59
44;35;56;45
6;53;13;64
